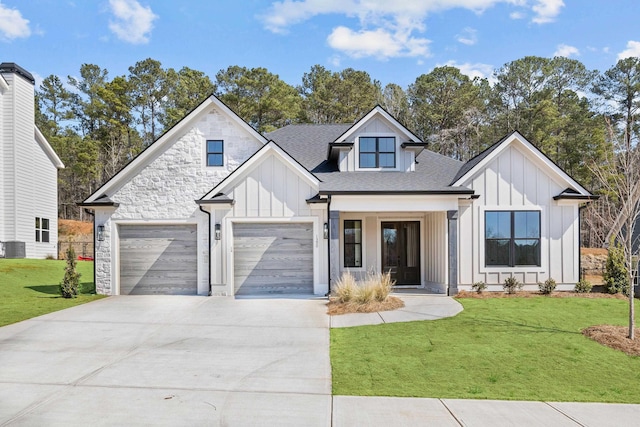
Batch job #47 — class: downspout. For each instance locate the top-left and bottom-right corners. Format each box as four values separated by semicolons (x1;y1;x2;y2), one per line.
579;204;586;281
83;208;96;292
326;194;332;297
199;205;212;296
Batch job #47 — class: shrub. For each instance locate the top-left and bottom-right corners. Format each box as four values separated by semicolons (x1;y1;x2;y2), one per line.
574;279;593;293
59;244;81;298
45;254;56;260
332;271;358;303
503;276;523;294
603;242;629;295
538;278;556;294
471;281;487;293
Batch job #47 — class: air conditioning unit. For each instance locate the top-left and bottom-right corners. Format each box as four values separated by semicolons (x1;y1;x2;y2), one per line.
4;241;26;258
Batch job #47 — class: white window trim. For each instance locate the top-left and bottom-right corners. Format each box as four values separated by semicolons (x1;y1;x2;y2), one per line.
478;205;547;274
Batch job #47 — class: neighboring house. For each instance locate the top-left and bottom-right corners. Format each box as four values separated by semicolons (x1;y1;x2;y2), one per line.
0;63;64;259
80;95;595;296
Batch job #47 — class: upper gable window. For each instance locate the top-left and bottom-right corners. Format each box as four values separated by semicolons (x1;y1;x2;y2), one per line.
359;137;395;168
206;140;224;167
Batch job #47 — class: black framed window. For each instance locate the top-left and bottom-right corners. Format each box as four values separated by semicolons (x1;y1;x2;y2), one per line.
35;217;50;243
359;137;395;168
206;140;224;166
344;220;362;267
485;211;540;267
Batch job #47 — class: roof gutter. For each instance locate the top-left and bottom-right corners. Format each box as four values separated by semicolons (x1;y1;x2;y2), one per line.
318;189;476;196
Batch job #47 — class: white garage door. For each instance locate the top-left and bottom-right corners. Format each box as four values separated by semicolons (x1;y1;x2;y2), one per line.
119;224;198;295
233;222;314;295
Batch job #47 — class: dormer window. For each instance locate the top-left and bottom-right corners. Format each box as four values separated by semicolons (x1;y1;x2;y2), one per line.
359;137;395;168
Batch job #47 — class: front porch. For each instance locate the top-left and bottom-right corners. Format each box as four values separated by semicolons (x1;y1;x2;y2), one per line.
328;207;458;295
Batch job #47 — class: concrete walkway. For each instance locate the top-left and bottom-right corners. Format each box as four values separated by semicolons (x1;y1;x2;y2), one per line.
2;295;640;426
330;294;463;327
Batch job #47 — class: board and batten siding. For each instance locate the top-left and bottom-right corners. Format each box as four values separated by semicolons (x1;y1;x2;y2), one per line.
210;151;328;295
458;144;580;288
338;117;414;172
424;211;447;285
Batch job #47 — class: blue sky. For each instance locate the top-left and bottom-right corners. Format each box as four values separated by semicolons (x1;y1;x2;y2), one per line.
1;0;639;90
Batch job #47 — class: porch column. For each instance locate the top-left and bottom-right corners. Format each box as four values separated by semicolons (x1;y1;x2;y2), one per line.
447;210;459;296
329;210;340;291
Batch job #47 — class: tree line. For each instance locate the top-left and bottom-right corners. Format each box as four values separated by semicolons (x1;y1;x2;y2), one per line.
36;56;640;249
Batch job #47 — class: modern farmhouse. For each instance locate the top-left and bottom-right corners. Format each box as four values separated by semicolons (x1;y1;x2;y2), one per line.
81;95;594;296
0;63;64;259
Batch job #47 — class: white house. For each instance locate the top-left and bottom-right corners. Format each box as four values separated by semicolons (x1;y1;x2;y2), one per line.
81;95;595;296
0;63;64;259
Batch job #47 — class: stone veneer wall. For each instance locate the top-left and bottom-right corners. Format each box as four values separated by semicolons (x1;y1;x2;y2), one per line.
94;107;262;294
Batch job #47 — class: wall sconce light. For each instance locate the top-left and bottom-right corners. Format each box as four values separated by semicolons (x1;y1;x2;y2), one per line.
323;222;329;239
97;225;105;241
215;223;221;240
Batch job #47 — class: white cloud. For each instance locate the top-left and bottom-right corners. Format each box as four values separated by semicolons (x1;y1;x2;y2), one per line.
509;11;525;19
618;40;640;60
441;60;495;82
0;2;31;40
456;27;477;46
262;0;563;60
327;26;430;59
531;0;564;24
108;0;157;44
554;43;579;58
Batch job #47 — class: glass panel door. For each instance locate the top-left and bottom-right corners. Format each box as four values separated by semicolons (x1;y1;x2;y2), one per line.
382;221;421;285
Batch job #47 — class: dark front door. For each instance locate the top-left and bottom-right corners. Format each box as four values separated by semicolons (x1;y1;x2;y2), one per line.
382;221;421;285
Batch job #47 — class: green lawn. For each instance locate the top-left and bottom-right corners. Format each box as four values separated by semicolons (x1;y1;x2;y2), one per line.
0;258;104;327
331;297;640;403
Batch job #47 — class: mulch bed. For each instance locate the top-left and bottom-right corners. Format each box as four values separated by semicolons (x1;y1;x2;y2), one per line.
327;296;404;315
456;290;627;300
583;325;640;357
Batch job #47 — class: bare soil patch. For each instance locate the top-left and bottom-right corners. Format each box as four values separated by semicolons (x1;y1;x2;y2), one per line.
59;219;93;238
583;325;640;357
327;296;404;315
581;247;608;256
456;290;627;300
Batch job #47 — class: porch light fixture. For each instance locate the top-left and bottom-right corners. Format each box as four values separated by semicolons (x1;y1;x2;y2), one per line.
323;222;329;239
97;225;105;241
215;223;221;240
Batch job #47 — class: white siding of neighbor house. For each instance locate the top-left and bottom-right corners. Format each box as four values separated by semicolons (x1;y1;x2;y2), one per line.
207;151;328;296
457;143;580;290
95;106;263;295
0;71;59;258
339;117;415;172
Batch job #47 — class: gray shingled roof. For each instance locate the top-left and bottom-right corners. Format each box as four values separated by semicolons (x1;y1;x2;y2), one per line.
266;124;351;173
266;124;472;194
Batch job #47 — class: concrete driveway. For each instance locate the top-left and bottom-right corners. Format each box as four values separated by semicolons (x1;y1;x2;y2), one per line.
0;296;331;426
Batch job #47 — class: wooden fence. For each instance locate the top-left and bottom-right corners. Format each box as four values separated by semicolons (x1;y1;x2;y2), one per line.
57;240;94;260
